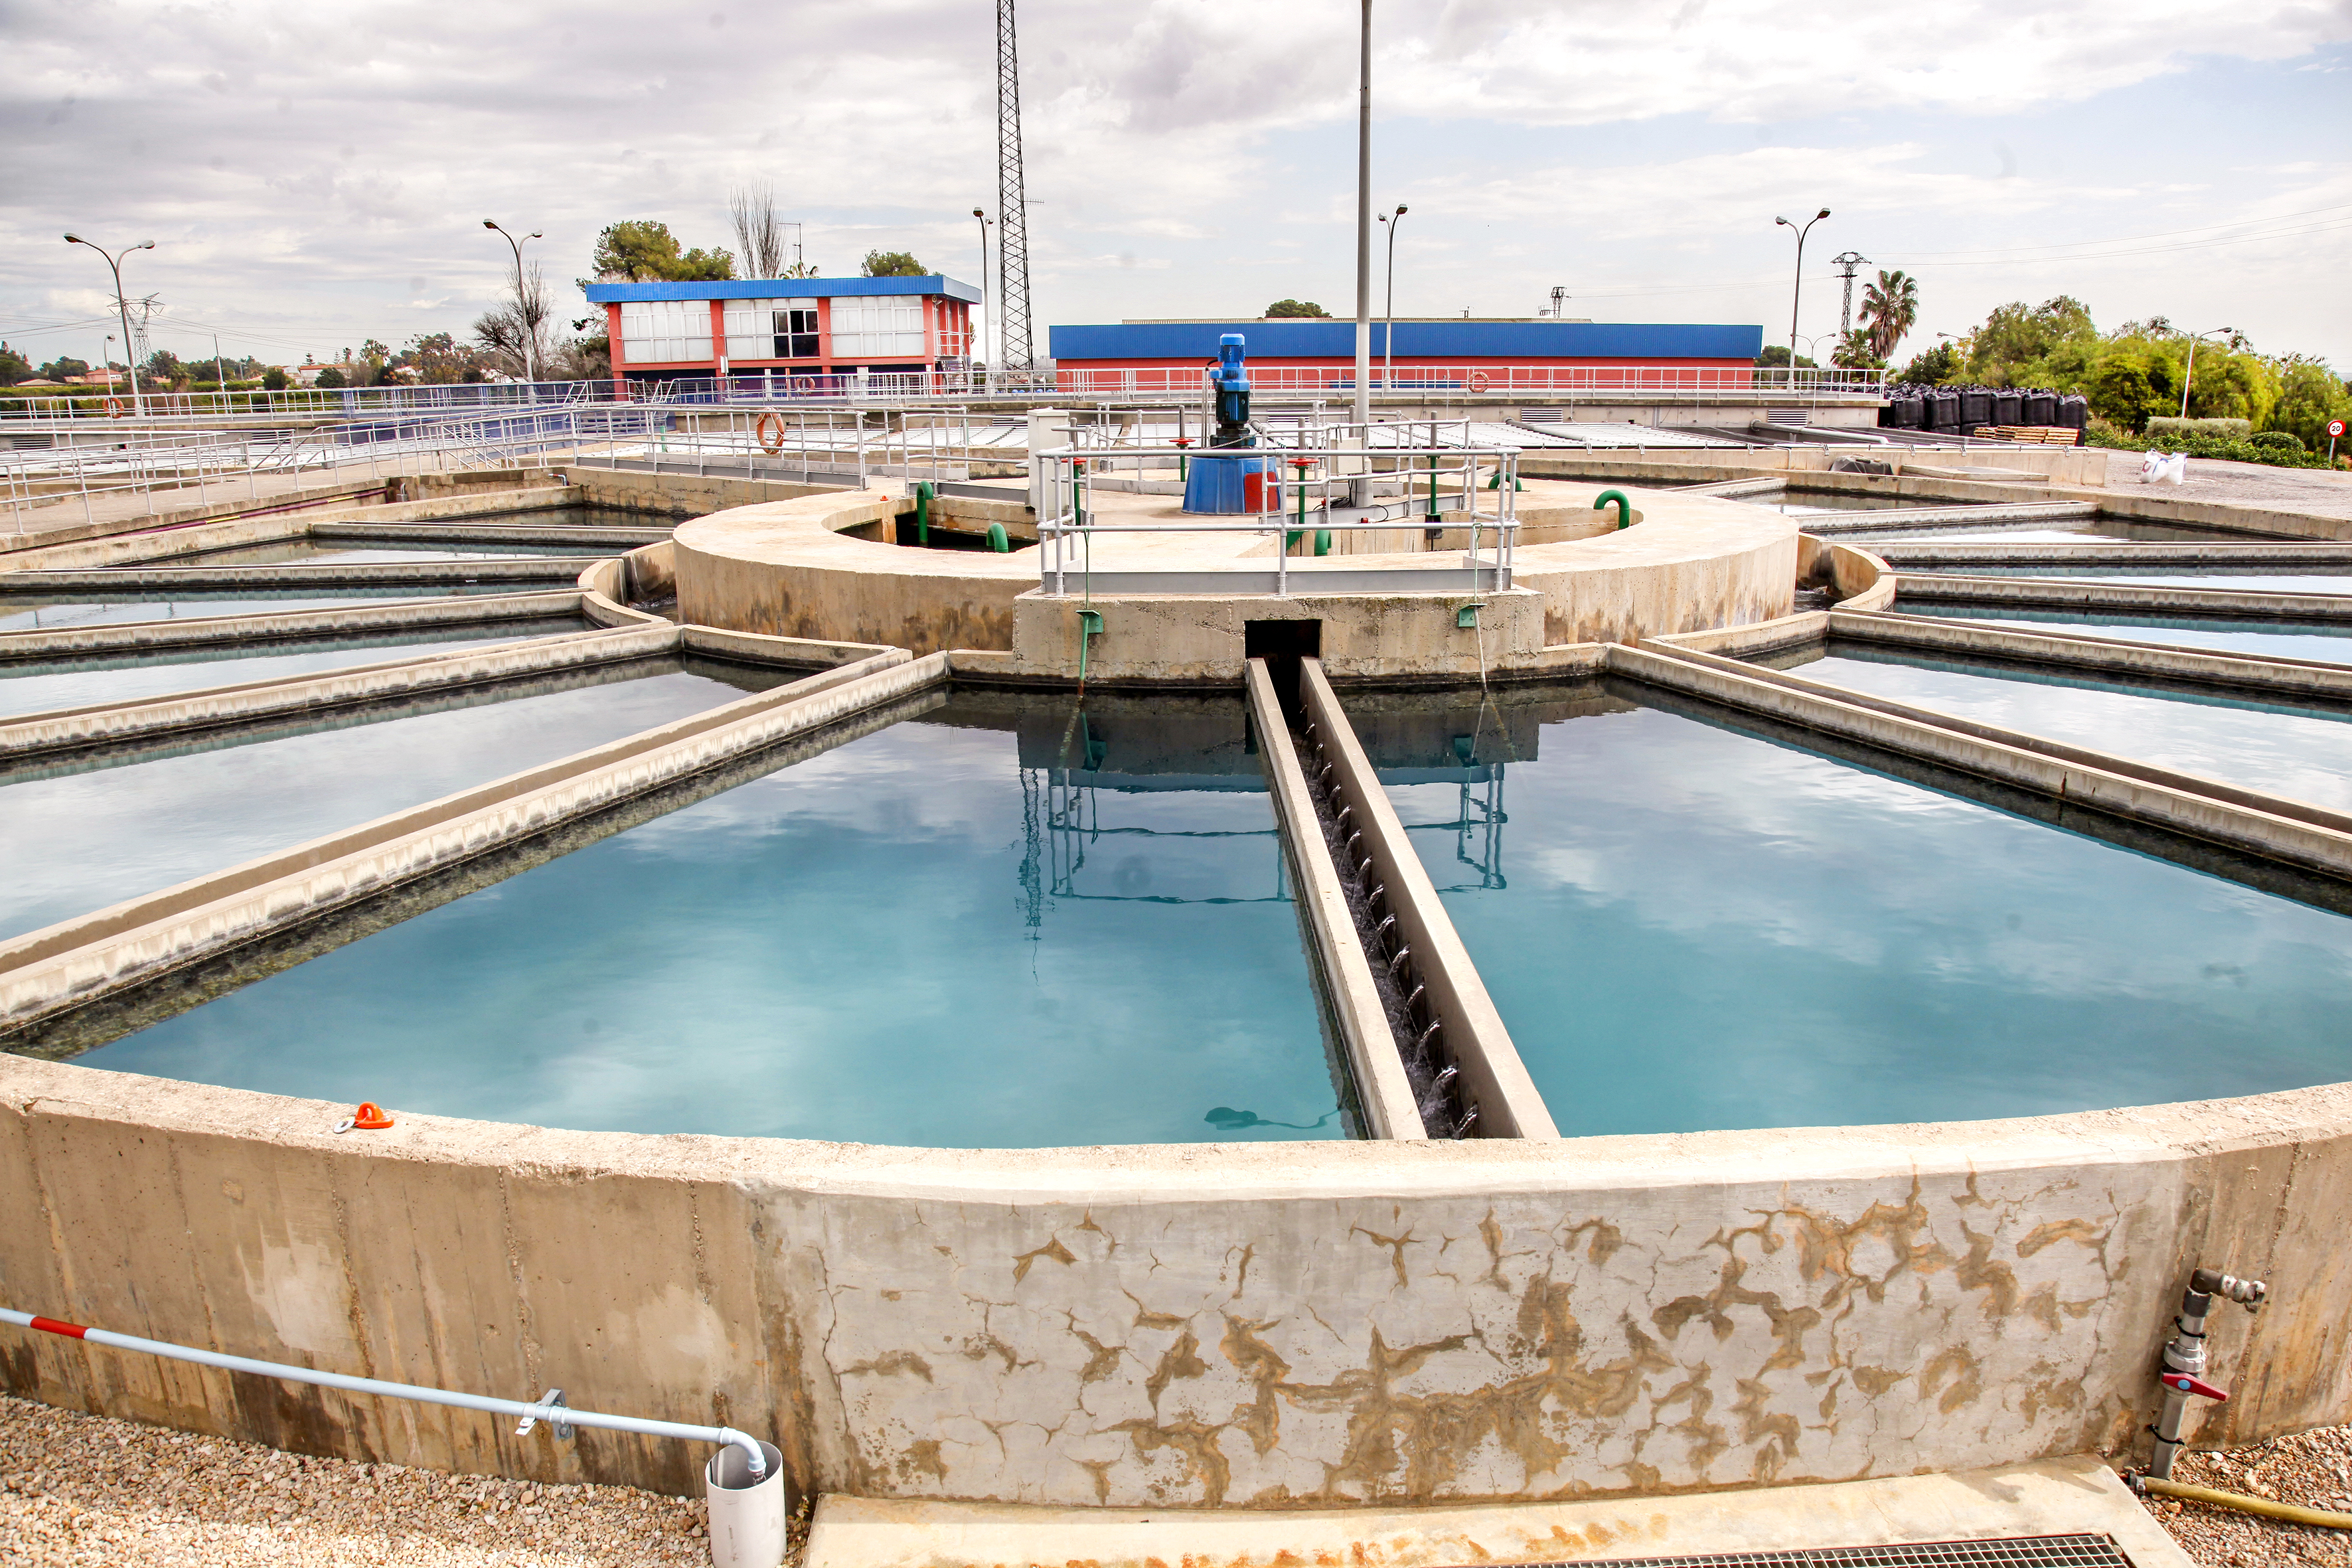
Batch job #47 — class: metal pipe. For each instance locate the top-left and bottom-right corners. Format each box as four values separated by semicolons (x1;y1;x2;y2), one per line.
3;1306;769;1480
2148;1267;2266;1480
1352;0;1372;437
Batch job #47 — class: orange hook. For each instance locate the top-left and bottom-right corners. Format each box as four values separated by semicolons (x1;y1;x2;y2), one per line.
335;1103;394;1134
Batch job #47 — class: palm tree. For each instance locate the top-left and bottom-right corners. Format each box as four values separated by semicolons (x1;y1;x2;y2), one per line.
1859;270;1919;362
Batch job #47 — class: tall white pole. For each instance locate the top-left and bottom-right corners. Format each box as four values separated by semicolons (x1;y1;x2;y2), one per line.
1352;1;1372;430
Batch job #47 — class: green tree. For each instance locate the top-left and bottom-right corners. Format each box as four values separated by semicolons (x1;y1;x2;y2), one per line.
2088;341;2181;433
262;366;291;390
37;356;90;381
0;343;30;384
398;331;477;384
142;349;189;390
1895;341;1962;385
1264;299;1330;318
1966;297;2096;386
1831;329;1884;370
591;220;736;282
1857;270;1919;362
1753;345;1816;369
860;250;927;277
2269;358;2352;448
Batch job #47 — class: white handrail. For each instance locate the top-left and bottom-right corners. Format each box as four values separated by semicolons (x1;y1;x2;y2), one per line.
2;1305;767;1479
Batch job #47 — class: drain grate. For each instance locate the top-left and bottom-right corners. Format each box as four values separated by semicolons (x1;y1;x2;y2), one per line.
1491;1535;2136;1568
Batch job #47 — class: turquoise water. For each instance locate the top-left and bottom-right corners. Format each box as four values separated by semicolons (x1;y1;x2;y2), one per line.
1847;520;2267;544
0;584;529;632
1922;566;2352;594
80;692;1348;1148
1383;690;2352;1135
0;661;755;942
1783;649;2352;812
1893;604;2352;663
0;620;589;718
123;541;601;566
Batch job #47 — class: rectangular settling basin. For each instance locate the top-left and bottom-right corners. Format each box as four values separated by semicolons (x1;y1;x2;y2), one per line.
1366;682;2352;1137
0;583;534;633
0;657;773;942
1771;645;2352;813
1896;603;2352;663
0;617;590;719
71;690;1352;1148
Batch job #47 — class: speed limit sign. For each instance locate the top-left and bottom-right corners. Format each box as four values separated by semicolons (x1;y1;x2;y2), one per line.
2331;420;2347;437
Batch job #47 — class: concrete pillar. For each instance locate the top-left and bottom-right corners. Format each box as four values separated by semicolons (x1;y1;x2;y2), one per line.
1026;407;1067;518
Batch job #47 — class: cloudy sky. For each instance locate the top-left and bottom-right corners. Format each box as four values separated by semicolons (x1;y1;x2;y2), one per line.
3;0;2348;372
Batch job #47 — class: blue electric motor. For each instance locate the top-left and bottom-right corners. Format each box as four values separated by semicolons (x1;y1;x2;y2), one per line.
1184;333;1267;514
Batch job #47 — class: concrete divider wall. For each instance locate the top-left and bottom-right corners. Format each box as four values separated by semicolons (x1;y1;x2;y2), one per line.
1297;659;1555;1140
5;1050;2349;1506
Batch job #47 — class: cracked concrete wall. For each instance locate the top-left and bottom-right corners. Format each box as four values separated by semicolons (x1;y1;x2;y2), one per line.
3;1054;2347;1506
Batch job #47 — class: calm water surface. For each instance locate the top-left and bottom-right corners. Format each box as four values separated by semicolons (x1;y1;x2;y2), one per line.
0;661;750;941
1382;690;2352;1136
1784;649;2352;811
0;619;588;718
82;692;1346;1147
0;584;526;633
1892;604;2352;663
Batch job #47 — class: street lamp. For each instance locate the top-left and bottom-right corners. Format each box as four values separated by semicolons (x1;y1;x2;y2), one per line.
973;208;994;372
482;220;544;383
64;234;155;416
1772;208;1831;386
2179;327;2237;419
1377;204;1407;389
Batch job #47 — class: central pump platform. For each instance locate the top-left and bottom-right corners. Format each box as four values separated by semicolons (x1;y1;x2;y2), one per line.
1182;333;1275;514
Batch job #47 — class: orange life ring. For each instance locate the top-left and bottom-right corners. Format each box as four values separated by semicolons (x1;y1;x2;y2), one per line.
105;397;125;417
1466;370;1491;394
792;374;817;394
755;411;786;455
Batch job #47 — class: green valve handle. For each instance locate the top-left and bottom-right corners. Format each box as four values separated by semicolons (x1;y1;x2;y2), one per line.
1594;489;1632;529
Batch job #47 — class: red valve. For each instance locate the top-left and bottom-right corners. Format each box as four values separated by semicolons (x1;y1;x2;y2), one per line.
2161;1373;2229;1402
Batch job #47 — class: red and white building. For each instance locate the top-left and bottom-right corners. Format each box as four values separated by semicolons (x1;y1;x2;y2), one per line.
584;275;980;390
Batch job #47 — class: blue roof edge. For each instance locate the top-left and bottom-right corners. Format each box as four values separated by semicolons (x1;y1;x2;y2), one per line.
586;275;982;305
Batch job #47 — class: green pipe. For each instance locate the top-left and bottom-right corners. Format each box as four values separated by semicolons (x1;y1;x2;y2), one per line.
915;481;933;545
986;522;1009;552
1314;529;1330;556
1593;489;1633;529
1425;455;1441;522
1077;608;1103;684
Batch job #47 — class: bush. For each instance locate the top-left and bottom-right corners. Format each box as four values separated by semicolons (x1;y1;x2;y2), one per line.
2084;419;2333;468
2146;416;2252;443
260;367;289;391
2250;430;2305;454
314;368;345;389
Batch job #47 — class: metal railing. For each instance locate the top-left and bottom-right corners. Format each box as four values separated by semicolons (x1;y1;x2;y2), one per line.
3;1304;767;1477
3;404;666;538
566;406;983;487
0;378;608;425
1036;420;1520;597
641;362;1885;405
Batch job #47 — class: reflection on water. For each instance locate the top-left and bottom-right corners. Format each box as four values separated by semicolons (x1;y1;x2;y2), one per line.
78;689;1350;1148
0;584;528;633
1375;683;2352;1137
1779;648;2352;813
0;660;752;941
0;619;591;718
1894;603;2352;663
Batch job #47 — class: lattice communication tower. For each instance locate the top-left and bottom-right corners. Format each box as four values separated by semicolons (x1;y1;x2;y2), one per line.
995;0;1034;369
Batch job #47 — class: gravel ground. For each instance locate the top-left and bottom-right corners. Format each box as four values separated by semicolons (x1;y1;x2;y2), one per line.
2136;1422;2352;1566
2101;449;2352;520
7;1387;2349;1567
0;1393;811;1567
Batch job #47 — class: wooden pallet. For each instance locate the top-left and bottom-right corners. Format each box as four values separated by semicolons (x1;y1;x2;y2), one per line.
1969;425;2080;444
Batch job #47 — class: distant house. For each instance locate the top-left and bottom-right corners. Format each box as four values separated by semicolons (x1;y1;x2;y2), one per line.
582;275;981;391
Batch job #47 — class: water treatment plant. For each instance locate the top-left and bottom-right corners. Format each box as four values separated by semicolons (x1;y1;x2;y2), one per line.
1;344;2349;1564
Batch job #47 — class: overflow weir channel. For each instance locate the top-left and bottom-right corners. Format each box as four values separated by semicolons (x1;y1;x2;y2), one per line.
1245;654;1555;1140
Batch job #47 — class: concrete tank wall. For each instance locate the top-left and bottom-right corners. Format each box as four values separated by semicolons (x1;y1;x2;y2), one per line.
4;1053;2346;1506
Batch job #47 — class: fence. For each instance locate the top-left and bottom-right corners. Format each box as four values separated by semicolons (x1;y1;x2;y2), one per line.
1035;420;1522;598
3;404;666;538
0;378;606;426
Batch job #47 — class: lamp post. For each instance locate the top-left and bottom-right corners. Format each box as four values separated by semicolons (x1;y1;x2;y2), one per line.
1351;0;1373;435
1772;208;1830;388
972;208;993;374
2179;328;2236;419
482;220;544;384
1377;204;1407;390
64;234;155;416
